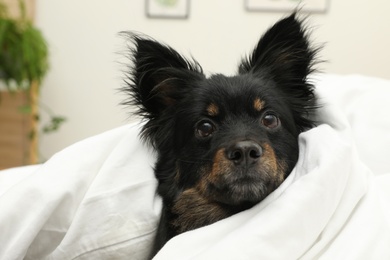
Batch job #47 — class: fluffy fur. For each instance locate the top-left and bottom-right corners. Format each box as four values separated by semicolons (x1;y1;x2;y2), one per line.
122;13;319;257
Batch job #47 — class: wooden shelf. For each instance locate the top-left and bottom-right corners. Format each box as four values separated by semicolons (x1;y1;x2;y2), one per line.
0;91;32;169
0;0;39;170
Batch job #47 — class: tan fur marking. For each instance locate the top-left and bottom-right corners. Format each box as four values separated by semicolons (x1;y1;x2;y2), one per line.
206;103;219;116
172;188;231;234
171;150;235;234
208;148;231;183
261;143;286;184
253;98;265;112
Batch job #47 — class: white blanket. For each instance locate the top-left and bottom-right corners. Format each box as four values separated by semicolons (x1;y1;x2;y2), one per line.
1;74;390;259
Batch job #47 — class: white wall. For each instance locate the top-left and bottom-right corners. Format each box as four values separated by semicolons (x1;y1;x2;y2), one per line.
35;0;390;159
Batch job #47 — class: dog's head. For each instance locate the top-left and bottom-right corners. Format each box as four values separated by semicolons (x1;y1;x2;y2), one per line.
124;13;318;209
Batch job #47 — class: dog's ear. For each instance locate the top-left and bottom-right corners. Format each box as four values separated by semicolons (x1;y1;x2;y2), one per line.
239;13;319;130
239;13;317;80
124;34;203;119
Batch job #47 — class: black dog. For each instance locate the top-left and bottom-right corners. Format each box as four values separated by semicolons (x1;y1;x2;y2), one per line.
123;13;318;257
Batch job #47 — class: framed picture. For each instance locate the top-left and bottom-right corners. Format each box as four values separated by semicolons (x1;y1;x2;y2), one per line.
246;0;328;13
146;0;190;19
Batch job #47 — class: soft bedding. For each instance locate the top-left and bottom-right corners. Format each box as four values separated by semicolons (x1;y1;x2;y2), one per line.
0;74;389;259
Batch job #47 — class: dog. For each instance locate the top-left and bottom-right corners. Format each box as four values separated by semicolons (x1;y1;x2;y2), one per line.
123;12;319;257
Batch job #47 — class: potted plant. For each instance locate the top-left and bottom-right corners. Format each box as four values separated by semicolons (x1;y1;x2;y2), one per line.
0;0;65;167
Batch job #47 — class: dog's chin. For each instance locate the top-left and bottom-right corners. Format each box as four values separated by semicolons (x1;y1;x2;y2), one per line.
206;171;278;207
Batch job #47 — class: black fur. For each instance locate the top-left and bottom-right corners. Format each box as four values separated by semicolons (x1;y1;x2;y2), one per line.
122;13;319;258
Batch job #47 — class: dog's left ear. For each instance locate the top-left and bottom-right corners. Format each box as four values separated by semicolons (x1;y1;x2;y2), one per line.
239;13;317;81
239;13;319;130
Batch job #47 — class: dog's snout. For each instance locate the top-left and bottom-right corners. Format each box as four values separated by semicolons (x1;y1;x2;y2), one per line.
226;141;262;165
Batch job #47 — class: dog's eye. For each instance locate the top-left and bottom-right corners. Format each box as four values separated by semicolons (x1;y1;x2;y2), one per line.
261;113;280;129
196;121;215;138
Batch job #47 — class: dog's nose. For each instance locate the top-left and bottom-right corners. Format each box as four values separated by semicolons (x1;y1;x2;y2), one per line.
226;141;262;165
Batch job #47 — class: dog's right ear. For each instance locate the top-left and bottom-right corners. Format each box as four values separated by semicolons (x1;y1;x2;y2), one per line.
123;34;204;120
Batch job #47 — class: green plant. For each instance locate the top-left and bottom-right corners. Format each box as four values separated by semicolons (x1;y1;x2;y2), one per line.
0;0;66;161
0;0;48;88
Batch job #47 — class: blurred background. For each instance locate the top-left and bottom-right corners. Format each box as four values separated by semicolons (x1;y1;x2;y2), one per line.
1;0;389;168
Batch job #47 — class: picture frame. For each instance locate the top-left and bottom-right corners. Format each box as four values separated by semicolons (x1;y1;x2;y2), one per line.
146;0;190;19
245;0;328;13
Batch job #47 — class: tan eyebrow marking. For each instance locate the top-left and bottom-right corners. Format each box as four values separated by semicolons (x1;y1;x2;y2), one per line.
206;103;219;116
253;98;265;112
